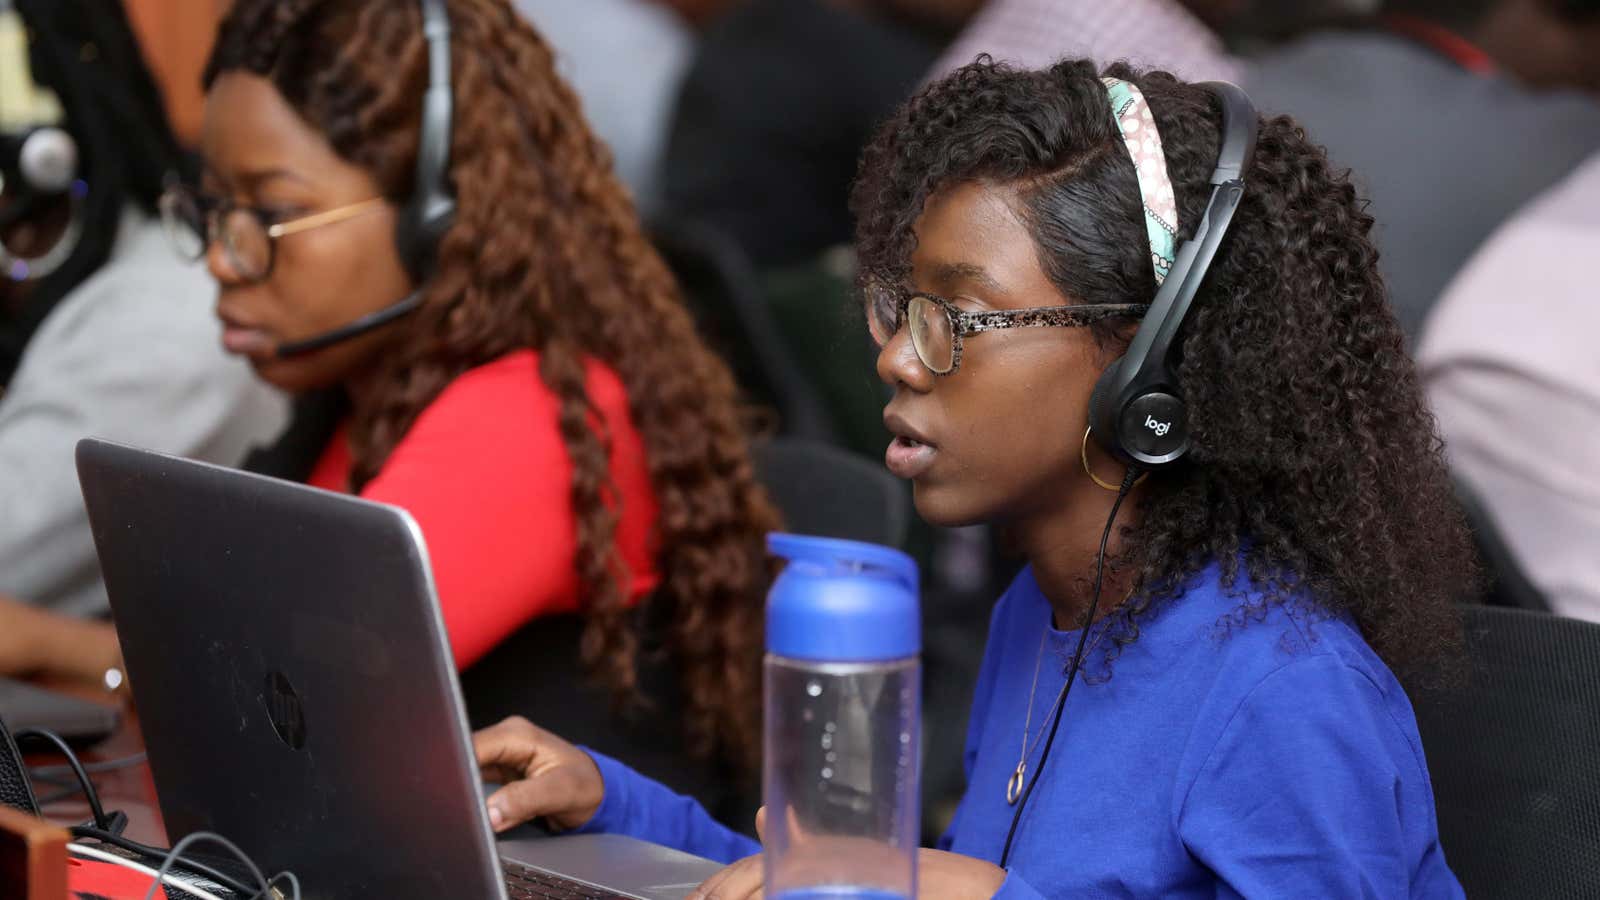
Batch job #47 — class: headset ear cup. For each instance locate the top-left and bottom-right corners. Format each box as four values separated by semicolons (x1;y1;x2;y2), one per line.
1087;357;1123;457
394;195;455;283
18;127;78;193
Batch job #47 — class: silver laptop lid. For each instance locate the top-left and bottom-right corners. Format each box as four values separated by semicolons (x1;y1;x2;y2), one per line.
76;438;507;898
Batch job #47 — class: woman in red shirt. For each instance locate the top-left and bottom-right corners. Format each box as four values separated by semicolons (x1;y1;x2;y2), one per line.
161;0;778;778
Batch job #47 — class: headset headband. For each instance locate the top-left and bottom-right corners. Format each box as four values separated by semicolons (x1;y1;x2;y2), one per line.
1088;80;1258;468
400;0;455;279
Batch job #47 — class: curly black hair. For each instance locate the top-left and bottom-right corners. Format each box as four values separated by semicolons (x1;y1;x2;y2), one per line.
850;58;1474;684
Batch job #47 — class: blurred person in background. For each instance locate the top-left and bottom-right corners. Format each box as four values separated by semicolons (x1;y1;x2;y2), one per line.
930;0;1247;82
1417;151;1600;623
510;0;694;218
659;0;986;267
933;0;1600;339
180;0;778;818
474;59;1473;897
0;0;284;688
1247;0;1600;337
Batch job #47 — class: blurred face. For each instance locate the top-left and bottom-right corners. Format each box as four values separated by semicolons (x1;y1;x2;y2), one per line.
200;73;414;392
875;181;1124;528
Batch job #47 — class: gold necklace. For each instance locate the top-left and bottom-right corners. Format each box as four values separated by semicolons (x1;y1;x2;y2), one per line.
1006;614;1115;805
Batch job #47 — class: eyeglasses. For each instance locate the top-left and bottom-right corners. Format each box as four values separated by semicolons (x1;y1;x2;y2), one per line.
865;280;1151;375
159;182;384;282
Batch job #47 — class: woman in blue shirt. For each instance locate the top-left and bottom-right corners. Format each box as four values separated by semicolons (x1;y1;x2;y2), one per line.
474;58;1472;898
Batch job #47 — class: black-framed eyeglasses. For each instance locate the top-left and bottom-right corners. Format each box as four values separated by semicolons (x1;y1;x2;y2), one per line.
158;181;384;282
865;280;1151;375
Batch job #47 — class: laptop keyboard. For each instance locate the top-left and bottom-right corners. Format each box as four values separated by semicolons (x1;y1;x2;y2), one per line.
503;860;638;900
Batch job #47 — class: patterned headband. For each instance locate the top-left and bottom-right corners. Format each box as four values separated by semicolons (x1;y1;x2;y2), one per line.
1101;77;1178;286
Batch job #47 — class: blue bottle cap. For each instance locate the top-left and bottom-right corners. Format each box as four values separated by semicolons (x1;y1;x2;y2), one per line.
766;532;920;662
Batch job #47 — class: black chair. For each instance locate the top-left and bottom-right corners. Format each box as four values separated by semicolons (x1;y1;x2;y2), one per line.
753;436;911;550
651;218;837;442
460;610;759;834
1454;476;1548;612
1411;605;1600;899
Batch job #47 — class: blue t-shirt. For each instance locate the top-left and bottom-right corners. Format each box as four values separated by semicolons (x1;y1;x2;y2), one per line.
578;562;1463;898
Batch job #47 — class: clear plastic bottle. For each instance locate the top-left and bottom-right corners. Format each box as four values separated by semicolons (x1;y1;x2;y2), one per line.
763;533;920;900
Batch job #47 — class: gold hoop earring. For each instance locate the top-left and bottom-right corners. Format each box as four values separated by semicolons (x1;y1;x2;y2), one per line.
1081;427;1148;492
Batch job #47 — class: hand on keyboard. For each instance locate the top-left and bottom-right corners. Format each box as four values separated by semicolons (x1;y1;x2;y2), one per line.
474;716;604;833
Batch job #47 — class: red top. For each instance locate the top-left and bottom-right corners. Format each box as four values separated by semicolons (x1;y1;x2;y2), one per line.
1383;13;1498;76
308;350;660;669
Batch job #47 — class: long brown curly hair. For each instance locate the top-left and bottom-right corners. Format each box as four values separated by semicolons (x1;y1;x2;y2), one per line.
205;0;780;764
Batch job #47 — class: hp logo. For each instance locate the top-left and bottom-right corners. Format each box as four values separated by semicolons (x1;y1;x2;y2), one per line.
263;671;308;750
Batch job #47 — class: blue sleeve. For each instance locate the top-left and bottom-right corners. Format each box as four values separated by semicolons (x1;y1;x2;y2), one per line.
573;748;761;865
1176;656;1464;899
937;598;1008;852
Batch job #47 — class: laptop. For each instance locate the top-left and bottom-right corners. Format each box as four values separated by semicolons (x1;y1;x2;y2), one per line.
75;438;725;899
0;678;120;745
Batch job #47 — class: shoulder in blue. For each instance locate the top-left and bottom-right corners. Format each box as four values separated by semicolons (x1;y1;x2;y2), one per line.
944;560;1463;899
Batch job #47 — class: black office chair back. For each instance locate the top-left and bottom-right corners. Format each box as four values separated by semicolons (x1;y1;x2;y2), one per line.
1412;605;1600;899
651;218;836;442
460;609;757;831
753;437;910;550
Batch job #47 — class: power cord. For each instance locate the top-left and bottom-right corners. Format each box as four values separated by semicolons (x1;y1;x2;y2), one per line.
70;825;260;898
999;464;1139;868
68;841;230;900
142;831;269;900
30;751;148;806
31;750;147;779
14;727;111;830
11;725;296;898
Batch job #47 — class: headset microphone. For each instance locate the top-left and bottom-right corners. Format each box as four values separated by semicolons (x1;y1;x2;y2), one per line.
273;290;426;358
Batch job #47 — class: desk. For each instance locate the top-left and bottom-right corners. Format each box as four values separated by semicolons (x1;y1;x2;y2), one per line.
26;688;165;845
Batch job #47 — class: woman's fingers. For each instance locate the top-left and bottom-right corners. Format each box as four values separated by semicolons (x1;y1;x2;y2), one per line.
689;854;763;900
471;717;605;831
472;715;549;781
484;769;571;832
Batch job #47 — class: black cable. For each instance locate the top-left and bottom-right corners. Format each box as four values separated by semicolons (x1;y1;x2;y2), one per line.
14;727;111;831
143;831;271;900
267;870;302;900
31;750;147;779
69;825;259;898
999;465;1140;869
36;783;86;806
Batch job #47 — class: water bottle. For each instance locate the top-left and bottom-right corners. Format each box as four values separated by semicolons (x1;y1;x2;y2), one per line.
764;533;920;900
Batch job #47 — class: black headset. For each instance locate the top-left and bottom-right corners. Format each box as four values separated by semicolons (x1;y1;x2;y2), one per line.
1086;81;1258;470
0;1;81;272
395;0;456;281
1001;84;1263;869
275;0;456;358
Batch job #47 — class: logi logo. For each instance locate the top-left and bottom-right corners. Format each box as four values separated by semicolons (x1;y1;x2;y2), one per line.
1144;415;1171;437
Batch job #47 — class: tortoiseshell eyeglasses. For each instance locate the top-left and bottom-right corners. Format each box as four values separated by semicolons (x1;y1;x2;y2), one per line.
865;281;1150;376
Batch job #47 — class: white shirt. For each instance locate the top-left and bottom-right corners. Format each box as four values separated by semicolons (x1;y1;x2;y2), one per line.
928;0;1244;83
1418;152;1600;621
512;0;694;218
0;207;287;616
